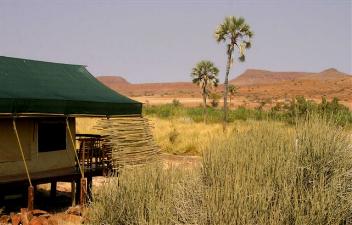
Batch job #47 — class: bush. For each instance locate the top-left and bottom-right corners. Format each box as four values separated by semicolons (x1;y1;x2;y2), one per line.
168;127;179;144
143;97;352;126
143;104;180;118
209;92;221;108
87;164;204;225
202;116;352;224
281;96;352;126
172;99;181;107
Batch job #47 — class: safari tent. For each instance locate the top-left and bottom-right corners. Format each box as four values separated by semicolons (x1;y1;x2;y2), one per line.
0;56;142;207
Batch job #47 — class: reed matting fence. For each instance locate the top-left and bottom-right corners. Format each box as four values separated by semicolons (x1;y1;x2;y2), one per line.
95;117;160;171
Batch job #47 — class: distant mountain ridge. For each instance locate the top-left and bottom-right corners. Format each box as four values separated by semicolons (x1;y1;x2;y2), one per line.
96;68;351;106
97;76;130;85
96;75;197;96
230;68;350;86
98;68;350;87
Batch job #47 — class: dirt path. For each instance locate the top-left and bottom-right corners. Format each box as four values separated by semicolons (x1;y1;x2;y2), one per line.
45;154;201;194
160;153;201;169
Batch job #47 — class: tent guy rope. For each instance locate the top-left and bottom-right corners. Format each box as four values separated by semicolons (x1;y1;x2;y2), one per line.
12;118;32;187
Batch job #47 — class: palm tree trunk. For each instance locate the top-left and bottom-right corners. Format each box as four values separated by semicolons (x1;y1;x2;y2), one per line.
203;87;207;123
223;52;232;131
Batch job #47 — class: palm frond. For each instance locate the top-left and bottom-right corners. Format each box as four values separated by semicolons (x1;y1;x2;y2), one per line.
213;78;220;87
215;25;227;42
238;54;245;62
240;24;250;33
235;17;245;28
244;41;252;49
192;77;201;85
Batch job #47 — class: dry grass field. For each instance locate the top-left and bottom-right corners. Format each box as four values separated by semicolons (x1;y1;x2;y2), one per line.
76;105;352;225
76;116;288;156
149;117;289;155
87;115;352;225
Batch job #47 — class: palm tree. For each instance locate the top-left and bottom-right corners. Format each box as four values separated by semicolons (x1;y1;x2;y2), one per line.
228;84;238;106
191;60;219;123
215;16;253;130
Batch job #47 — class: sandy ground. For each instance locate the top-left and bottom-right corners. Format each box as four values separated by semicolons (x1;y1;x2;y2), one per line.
133;96;352;110
39;154;201;194
134;96;203;106
133;96;260;108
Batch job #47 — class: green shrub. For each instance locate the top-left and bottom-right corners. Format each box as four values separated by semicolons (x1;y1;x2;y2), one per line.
143;104;180;118
172;98;182;107
281;96;352;126
143;97;352;126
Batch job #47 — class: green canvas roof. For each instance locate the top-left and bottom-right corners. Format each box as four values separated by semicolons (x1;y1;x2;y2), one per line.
0;56;142;116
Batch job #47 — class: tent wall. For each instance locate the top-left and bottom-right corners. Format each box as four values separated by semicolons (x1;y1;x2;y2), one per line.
0;117;76;178
0;118;32;162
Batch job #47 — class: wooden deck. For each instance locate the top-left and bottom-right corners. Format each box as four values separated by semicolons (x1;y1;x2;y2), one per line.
0;134;113;205
0;167;105;186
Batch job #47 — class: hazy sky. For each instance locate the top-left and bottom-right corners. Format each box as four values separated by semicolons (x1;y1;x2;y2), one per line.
0;0;351;83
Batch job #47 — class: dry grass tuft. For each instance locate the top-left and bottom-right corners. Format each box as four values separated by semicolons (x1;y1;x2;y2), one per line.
86;163;204;225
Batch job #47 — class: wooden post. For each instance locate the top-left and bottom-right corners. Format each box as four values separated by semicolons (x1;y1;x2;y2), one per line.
80;140;87;206
75;179;81;205
87;175;93;201
71;181;76;206
0;192;4;205
80;178;87;206
27;186;34;211
50;181;57;200
82;141;85;177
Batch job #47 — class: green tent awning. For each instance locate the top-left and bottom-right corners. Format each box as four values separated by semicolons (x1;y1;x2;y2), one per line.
0;56;142;116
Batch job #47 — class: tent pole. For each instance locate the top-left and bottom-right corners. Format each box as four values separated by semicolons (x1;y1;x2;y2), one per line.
12;118;34;210
80;141;87;206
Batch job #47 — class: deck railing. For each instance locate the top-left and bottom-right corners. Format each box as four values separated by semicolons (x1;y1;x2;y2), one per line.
76;134;112;174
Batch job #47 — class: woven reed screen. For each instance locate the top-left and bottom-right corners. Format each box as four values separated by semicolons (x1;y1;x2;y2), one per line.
96;117;160;170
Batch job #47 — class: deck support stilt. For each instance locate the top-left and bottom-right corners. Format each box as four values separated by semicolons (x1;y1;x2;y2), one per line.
80;178;87;206
75;179;81;205
50;181;57;200
27;185;34;211
71;181;76;206
0;192;4;205
87;175;93;201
